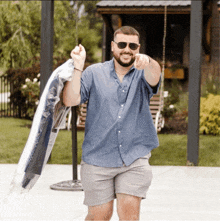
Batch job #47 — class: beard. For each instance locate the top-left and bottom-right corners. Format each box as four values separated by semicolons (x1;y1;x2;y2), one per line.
113;51;135;67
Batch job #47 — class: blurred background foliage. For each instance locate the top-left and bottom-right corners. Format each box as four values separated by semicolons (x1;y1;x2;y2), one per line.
0;0;103;119
0;1;219;135
0;1;41;69
0;0;102;70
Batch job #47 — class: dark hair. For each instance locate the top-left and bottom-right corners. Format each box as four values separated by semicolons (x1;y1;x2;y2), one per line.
114;26;140;41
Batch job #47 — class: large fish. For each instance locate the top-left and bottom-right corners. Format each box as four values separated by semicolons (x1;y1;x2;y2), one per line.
10;59;74;193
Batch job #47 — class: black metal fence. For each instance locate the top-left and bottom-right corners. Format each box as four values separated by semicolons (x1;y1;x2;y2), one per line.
0;75;21;118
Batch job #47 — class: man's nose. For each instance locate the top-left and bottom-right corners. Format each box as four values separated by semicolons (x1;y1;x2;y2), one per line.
123;44;131;52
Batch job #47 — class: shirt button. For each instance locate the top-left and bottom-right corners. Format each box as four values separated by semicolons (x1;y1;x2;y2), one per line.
118;116;121;118
119;145;122;147
118;131;121;133
122;90;125;92
121;104;124;107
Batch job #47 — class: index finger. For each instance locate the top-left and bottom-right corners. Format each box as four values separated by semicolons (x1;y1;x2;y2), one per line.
135;53;142;63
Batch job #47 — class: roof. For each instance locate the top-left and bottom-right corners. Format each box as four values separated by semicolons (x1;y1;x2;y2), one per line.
97;0;220;7
96;1;220;14
97;1;191;7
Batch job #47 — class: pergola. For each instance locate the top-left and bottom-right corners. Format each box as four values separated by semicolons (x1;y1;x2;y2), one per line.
40;0;209;171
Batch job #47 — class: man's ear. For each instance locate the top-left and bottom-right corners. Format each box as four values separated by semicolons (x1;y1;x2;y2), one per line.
137;44;141;53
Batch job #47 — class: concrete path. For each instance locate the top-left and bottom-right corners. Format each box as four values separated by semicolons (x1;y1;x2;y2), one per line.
0;164;220;221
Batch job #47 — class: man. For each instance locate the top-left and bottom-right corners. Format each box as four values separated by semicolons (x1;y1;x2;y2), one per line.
63;26;161;221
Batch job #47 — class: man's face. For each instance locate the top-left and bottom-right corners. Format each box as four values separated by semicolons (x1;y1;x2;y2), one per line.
111;34;140;67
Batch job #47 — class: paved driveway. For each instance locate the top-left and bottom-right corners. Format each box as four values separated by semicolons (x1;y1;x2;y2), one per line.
0;164;220;220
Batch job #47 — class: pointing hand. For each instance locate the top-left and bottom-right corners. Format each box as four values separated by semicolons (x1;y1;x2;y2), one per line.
134;54;150;70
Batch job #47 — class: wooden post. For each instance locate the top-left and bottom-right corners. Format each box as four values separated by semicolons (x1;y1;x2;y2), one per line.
102;22;107;62
40;0;54;97
102;15;114;61
187;1;203;166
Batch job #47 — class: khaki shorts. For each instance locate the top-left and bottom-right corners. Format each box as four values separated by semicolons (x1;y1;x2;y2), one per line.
80;153;153;206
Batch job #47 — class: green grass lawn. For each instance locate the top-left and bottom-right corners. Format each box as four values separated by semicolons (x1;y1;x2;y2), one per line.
0;118;220;166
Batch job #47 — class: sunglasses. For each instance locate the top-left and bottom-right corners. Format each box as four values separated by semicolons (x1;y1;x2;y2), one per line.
113;41;140;50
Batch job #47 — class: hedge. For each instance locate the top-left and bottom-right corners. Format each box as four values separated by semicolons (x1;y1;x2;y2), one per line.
4;57;92;119
4;57;67;119
200;94;220;135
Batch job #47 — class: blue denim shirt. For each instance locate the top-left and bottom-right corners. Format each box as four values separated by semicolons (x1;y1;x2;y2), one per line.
80;59;160;167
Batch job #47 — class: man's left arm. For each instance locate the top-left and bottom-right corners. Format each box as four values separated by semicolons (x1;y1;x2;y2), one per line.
134;54;161;87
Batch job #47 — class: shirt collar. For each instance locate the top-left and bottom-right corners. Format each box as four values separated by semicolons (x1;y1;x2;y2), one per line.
110;58;135;79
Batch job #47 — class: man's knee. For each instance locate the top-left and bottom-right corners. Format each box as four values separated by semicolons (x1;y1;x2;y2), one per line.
85;200;114;221
117;193;141;221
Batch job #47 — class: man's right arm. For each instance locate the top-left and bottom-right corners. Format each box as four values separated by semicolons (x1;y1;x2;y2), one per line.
63;44;86;107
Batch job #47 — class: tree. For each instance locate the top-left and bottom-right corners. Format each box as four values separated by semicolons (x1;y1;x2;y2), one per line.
0;1;103;69
53;0;102;62
0;1;41;69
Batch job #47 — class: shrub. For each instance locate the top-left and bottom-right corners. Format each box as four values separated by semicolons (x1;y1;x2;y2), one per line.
161;101;177;119
162;80;180;118
5;58;41;118
200;94;220;135
4;57;68;119
20;75;40;119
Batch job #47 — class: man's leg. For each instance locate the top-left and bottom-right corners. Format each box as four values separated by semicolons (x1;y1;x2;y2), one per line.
116;193;141;221
85;200;114;221
115;154;153;221
81;160;117;220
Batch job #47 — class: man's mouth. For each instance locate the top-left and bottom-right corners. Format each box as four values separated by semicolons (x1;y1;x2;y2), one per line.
121;53;132;59
121;53;132;56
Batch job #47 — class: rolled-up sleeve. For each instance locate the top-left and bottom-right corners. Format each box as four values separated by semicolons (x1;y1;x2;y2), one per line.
80;67;93;104
141;72;161;99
